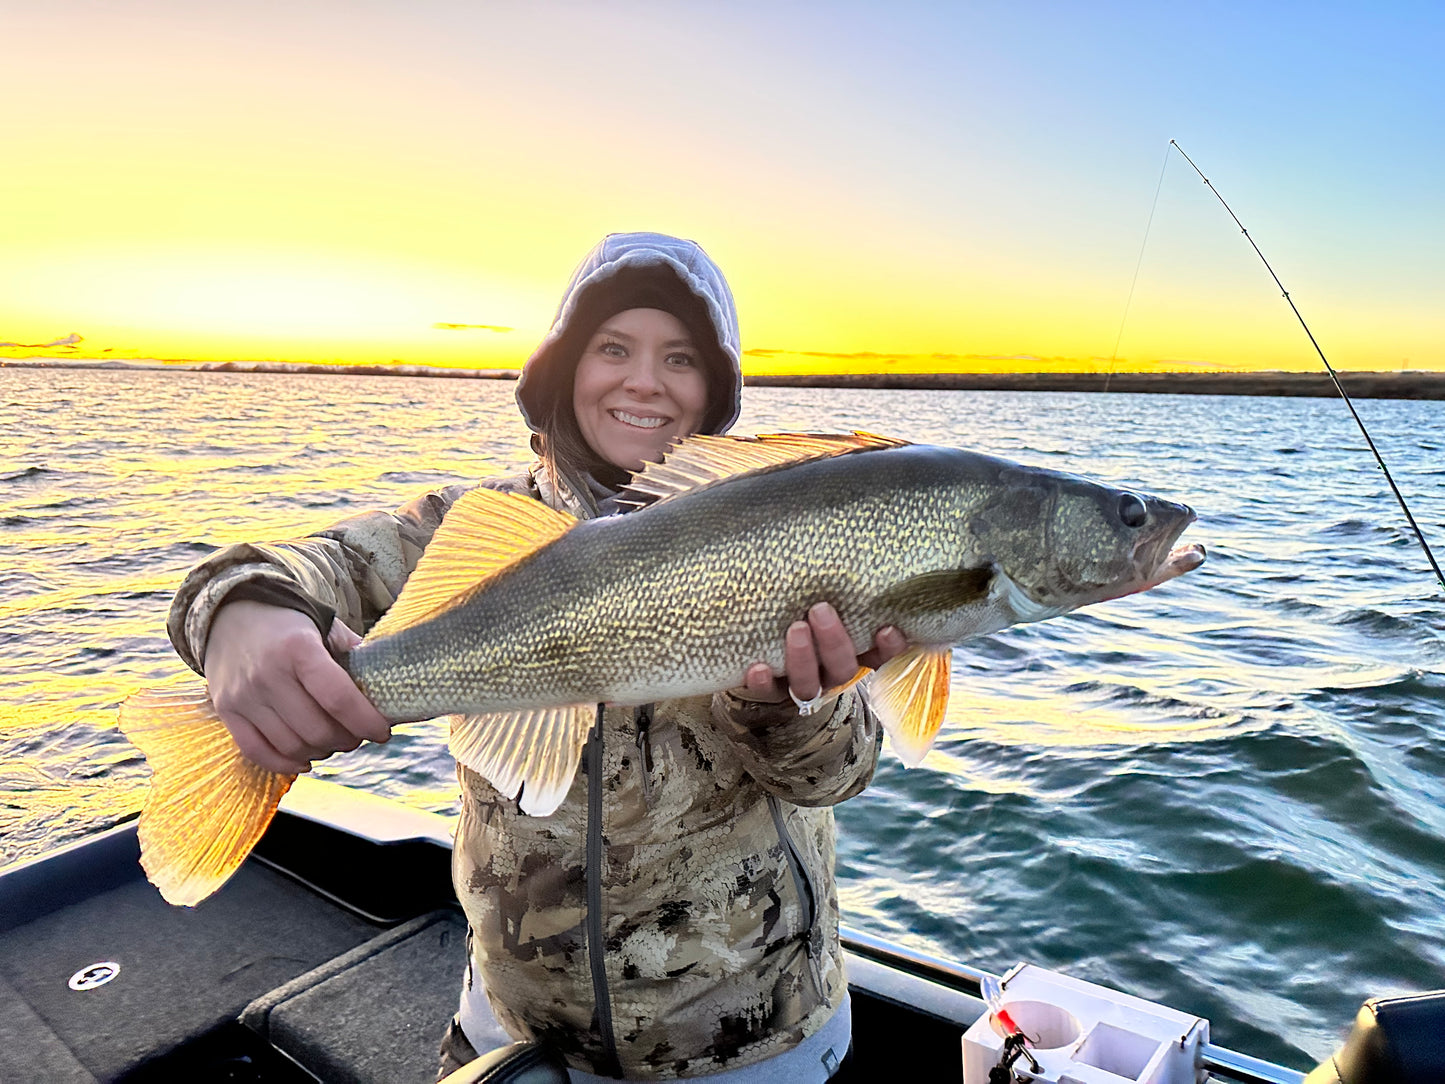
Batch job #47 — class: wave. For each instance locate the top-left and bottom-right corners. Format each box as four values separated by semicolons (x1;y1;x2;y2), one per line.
0;465;56;483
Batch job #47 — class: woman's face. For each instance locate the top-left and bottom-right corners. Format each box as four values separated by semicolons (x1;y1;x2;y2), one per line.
572;307;709;471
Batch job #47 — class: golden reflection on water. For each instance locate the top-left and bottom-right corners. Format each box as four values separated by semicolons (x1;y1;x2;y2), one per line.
0;702;147;866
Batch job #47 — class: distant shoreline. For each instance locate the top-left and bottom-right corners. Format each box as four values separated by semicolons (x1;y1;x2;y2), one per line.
747;370;1445;400
4;358;1444;400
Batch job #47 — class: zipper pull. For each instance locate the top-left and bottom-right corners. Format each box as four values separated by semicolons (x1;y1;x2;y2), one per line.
634;704;655;807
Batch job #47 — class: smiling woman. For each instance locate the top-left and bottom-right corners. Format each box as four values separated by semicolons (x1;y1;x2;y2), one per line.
571;308;709;471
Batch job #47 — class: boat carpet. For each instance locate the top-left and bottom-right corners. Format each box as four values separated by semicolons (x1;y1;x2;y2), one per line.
0;860;379;1082
0;971;97;1082
241;908;486;1084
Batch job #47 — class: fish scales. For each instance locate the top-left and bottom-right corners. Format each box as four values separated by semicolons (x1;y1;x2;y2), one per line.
349;447;958;717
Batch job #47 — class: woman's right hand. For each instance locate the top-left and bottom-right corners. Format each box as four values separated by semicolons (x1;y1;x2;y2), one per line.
203;600;393;775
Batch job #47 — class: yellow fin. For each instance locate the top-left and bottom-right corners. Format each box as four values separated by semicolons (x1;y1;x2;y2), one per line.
448;705;593;817
118;686;295;907
624;431;908;505
825;665;872;698
864;645;953;767
367;487;576;642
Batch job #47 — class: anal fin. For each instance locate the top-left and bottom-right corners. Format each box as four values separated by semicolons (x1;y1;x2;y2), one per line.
863;646;953;767
824;665;871;699
449;705;593;816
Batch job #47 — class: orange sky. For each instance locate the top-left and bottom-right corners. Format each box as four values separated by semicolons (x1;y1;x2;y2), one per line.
2;4;1441;375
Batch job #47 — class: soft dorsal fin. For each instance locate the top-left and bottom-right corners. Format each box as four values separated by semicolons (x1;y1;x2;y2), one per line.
623;431;908;506
366;487;576;642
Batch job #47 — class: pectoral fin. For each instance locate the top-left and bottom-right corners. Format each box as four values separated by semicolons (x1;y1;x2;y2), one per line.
864;646;953;767
826;665;872;698
872;564;996;614
118;687;295;906
449;705;593;816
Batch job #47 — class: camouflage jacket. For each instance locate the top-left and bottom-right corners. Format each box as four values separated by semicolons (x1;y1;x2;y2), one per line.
168;465;882;1080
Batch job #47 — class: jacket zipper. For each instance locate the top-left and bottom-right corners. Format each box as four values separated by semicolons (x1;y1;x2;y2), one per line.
633;703;655;808
767;794;825;997
585;705;623;1077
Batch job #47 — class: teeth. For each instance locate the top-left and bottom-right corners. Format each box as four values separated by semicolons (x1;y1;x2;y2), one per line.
611;410;667;429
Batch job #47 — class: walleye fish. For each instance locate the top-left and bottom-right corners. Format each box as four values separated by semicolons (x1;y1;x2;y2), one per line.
121;432;1204;905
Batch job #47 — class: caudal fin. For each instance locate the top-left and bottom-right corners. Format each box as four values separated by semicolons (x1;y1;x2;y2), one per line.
118;687;295;906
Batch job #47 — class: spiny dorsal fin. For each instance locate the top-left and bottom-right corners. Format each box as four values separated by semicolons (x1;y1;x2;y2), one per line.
864;645;953;767
366;487;576;642
448;705;593;816
119;686;295;906
622;431;908;506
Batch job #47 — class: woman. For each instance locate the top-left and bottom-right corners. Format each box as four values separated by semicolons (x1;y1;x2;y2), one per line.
167;233;905;1081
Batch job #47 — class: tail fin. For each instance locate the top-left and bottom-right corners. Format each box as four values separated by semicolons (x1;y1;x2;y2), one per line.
118;687;295;906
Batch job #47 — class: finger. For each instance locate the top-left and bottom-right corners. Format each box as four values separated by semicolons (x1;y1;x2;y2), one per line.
248;697;356;766
807;602;859;688
860;625;908;670
326;618;363;655
784;620;821;700
744;662;780;695
294;649;392;744
217;708;313;776
875;625;907;662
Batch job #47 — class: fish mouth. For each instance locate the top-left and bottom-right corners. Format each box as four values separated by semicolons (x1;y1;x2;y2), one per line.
1103;541;1207;602
1149;541;1207;586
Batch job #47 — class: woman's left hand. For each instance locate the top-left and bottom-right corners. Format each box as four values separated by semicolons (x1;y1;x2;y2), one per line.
734;602;908;707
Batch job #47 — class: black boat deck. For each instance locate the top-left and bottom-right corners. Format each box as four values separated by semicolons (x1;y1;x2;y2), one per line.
0;804;977;1082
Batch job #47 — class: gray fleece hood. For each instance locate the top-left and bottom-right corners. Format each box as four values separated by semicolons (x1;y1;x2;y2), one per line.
516;232;742;436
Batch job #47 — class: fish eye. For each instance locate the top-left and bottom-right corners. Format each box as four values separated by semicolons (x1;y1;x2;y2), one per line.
1117;493;1148;529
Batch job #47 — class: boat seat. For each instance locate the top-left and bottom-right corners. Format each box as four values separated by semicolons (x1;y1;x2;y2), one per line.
242;907;562;1084
1304;989;1445;1084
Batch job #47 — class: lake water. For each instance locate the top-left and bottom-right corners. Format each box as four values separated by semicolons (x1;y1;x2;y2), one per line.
2;367;1442;1070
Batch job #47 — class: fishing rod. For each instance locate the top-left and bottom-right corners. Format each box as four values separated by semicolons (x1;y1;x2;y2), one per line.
1169;139;1445;595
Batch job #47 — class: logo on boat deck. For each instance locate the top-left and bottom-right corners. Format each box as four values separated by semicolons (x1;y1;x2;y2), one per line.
68;961;120;990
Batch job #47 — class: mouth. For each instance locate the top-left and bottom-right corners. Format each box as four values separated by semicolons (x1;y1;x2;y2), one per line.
1096;541;1207;604
608;409;671;430
1142;542;1207;590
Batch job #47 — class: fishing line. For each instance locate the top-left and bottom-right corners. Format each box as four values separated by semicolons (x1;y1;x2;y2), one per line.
1102;143;1172;394
1169;139;1445;595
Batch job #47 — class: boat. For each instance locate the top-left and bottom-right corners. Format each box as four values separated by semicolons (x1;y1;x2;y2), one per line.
0;777;1436;1083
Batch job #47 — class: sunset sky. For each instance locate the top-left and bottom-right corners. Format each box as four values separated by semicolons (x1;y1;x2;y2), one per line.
2;2;1441;374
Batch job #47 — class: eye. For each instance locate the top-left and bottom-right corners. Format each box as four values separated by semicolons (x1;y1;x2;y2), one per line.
598;340;627;358
1117;493;1148;529
665;351;698;368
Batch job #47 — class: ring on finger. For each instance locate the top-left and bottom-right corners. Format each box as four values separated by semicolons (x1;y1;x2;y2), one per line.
788;686;825;716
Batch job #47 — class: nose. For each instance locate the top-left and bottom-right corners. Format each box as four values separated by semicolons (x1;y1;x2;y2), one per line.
621;355;664;397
